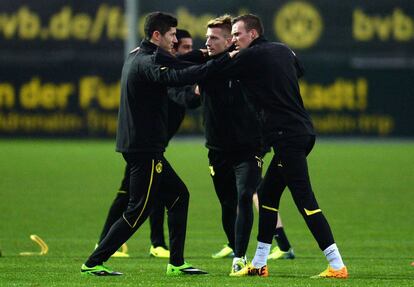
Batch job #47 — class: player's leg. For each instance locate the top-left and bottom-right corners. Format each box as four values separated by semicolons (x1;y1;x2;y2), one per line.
254;178;294;260
98;165;130;243
157;159;187;267
230;155;261;275
149;201;169;258
279;136;347;278
81;154;163;275
268;213;295;259
159;158;207;275
254;154;287;271
232;154;286;277
208;150;237;258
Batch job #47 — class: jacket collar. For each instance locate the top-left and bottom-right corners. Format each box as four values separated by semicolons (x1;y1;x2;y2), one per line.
139;39;159;53
248;36;268;48
209;44;237;60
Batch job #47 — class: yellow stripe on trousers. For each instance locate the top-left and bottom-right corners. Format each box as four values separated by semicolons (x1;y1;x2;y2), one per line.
262;205;279;212
304;208;322;216
123;160;155;228
132;159;155;228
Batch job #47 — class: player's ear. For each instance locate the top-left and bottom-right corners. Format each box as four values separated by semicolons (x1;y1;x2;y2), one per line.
250;29;258;39
152;30;161;41
226;37;233;46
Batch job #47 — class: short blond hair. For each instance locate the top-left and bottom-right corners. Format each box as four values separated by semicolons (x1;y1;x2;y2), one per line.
207;14;232;34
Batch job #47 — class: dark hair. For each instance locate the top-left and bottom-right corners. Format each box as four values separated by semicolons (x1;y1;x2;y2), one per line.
144;12;177;39
176;29;192;41
231;14;264;36
173;29;192;50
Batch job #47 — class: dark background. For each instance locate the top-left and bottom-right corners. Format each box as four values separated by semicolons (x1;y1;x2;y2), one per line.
1;0;413;137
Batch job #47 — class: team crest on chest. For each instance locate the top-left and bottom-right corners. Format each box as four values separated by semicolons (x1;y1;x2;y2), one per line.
155;161;163;173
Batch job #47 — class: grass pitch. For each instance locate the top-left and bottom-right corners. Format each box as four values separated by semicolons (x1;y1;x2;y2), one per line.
0;138;413;286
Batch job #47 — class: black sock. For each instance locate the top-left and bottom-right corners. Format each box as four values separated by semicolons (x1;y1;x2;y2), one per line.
274;227;291;252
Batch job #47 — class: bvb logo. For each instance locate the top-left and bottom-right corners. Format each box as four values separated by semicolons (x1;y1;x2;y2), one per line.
274;1;323;49
155;161;163;173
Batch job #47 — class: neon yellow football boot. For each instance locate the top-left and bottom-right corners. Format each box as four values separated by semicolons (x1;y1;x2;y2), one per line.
150;245;170;258
212;244;234;259
268;246;295;260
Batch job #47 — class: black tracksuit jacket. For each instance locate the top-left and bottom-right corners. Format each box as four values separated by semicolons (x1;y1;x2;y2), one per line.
115;40;226;153
179;50;262;153
200;77;261;152
218;37;315;146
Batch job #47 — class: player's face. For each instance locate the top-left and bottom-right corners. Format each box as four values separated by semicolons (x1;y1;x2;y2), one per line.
159;27;178;52
205;27;232;56
231;21;254;50
176;37;193;55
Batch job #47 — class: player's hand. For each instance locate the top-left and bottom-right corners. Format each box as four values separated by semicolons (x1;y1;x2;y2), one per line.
229;50;239;58
200;49;208;57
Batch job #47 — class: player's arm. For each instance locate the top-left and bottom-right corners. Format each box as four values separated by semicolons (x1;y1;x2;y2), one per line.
177;49;207;64
143;53;232;86
214;48;251;79
154;47;196;69
168;85;201;109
